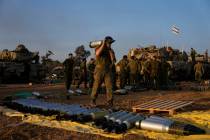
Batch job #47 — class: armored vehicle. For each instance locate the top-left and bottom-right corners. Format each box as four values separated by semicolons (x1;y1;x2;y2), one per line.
0;44;45;83
127;45;210;80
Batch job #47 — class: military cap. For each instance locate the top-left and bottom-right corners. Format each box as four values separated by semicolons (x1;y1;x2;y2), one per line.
105;36;115;44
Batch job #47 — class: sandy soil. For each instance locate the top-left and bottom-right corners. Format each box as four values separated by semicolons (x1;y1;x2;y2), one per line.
0;82;210;140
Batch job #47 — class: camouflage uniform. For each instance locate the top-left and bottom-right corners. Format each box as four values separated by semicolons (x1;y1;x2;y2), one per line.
128;57;138;85
63;56;74;91
91;48;114;104
194;62;204;82
118;56;129;88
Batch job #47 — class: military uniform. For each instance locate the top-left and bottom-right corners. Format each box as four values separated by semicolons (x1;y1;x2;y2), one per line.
63;56;74;91
194;62;204;82
118;57;129;88
136;59;142;85
91;48;114;104
159;59;171;89
142;59;151;88
150;59;160;89
87;60;96;88
77;59;87;88
128;58;138;85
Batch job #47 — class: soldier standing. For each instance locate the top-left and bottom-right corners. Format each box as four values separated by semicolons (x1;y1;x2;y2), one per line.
190;48;197;64
159;57;171;89
63;53;75;95
77;58;87;89
141;58;151;88
117;55;129;88
87;58;96;88
128;56;138;85
91;36;116;107
87;58;96;93
150;56;160;89
194;61;204;82
136;58;142;86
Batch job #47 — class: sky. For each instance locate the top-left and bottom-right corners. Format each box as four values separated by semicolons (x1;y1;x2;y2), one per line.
0;0;210;61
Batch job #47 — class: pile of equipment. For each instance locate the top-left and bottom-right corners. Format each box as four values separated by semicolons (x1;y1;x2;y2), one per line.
3;98;205;135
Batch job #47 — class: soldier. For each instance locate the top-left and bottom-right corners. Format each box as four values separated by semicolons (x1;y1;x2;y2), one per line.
117;55;129;88
87;58;96;87
63;53;75;96
140;57;151;88
91;36;116;107
150;56;160;89
194;61;204;82
136;58;142;86
77;58;87;89
128;56;138;85
159;57;171;89
190;48;197;64
87;58;96;93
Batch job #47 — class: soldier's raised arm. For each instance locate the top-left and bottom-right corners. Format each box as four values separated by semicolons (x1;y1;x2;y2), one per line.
95;41;105;57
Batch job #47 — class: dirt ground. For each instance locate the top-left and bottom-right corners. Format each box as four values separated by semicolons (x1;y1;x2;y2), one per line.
0;82;210;140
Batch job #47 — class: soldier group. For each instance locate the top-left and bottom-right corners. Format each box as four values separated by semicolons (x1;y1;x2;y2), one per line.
63;36;207;107
117;55;171;90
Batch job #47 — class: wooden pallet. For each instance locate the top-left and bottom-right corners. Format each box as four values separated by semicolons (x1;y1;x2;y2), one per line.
132;99;193;115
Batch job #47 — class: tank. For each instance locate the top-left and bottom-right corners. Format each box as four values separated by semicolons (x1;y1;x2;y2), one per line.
0;44;46;83
126;46;210;80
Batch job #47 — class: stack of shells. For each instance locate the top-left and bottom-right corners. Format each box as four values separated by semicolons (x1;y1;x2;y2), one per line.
5;98;205;135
